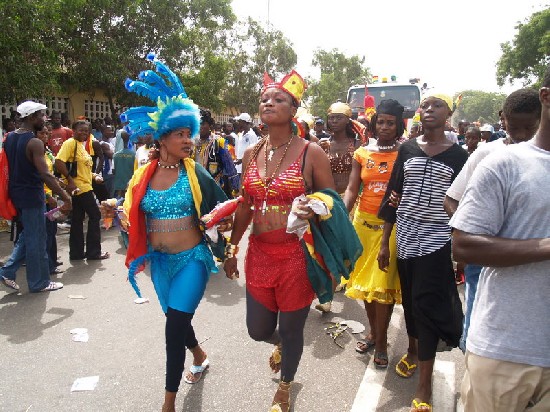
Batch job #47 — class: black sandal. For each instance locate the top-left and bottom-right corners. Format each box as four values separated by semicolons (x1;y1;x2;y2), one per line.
374;351;388;369
355;338;375;354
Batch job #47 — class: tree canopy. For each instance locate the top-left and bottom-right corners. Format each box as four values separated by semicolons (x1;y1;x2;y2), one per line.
305;49;371;117
496;7;550;87
453;90;507;125
223;18;297;116
0;0;295;118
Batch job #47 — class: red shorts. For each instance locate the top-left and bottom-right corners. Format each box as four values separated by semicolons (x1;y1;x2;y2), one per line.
245;228;315;312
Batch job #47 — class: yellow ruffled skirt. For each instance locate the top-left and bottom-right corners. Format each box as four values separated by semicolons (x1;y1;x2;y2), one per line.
345;210;401;304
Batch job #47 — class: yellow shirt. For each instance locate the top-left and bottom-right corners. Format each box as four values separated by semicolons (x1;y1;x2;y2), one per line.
44;151;54;198
56;138;94;194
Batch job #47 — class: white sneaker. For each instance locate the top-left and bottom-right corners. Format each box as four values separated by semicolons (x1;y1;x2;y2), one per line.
1;276;20;291
40;281;63;292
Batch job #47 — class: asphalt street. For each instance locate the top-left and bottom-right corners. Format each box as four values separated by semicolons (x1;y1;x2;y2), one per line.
0;228;465;412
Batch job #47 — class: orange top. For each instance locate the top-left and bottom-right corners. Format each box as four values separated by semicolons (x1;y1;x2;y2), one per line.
354;147;398;214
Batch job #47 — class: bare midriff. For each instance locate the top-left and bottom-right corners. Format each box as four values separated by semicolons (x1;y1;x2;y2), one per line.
147;219;203;254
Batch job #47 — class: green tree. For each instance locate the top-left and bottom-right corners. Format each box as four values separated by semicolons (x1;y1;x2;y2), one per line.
223;17;297;116
306;49;371;117
0;0;61;103
453;90;507;125
496;7;550;87
0;0;236;115
58;0;235;116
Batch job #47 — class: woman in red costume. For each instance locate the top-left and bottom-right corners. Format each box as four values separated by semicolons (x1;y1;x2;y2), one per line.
223;71;335;412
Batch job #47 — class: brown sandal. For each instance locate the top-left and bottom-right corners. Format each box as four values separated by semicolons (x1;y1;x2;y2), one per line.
269;381;291;412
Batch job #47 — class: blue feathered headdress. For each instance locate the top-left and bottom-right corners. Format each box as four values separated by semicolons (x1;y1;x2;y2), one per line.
121;52;200;141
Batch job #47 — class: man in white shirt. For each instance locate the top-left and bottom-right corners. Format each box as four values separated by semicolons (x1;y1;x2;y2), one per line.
444;88;541;353
450;76;550;411
234;113;258;178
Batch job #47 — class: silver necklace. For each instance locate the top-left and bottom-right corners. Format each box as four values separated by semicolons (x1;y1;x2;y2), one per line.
377;143;396;150
267;136;293;161
158;161;180;169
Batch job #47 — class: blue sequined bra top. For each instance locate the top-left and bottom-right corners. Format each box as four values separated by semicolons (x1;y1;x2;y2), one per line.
140;168;198;233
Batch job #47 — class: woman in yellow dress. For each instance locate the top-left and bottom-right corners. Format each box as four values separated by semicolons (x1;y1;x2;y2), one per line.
343;99;404;368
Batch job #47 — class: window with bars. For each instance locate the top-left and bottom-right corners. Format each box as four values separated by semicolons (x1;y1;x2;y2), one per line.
1;97;69;120
85;100;111;120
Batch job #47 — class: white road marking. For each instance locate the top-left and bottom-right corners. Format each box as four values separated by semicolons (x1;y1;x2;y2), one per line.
351;305;458;412
350;367;384;412
433;360;456;412
390;305;404;329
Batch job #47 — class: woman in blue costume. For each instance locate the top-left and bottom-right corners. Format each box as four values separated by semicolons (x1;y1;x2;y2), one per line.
121;53;228;412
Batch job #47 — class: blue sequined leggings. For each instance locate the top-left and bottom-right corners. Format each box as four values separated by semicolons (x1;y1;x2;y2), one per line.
128;242;215;313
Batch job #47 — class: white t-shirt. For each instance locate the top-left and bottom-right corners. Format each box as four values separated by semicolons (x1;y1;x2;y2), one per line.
449;141;550;367
135;145;150;169
235;129;258;173
446;138;507;201
445;130;459;144
101;141;115;174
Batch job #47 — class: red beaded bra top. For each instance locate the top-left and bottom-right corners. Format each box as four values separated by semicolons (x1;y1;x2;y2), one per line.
243;143;309;221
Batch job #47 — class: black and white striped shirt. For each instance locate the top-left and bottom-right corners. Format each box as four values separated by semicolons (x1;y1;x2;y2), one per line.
378;138;468;259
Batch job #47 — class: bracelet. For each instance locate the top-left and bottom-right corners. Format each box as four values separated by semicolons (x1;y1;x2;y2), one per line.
225;243;239;259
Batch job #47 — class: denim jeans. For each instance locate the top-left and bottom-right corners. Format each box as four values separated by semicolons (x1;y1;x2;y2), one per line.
459;264;483;352
0;205;50;291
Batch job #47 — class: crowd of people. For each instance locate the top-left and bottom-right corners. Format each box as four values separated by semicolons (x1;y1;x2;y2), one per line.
1;55;549;412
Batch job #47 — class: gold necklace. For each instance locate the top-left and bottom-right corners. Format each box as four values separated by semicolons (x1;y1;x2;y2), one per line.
261;135;294;215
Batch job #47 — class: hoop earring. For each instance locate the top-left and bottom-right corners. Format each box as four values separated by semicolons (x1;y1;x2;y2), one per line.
160;145;168;162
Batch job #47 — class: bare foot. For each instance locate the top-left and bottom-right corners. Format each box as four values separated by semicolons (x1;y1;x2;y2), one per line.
161;404;175;412
190;346;207;367
162;391;176;412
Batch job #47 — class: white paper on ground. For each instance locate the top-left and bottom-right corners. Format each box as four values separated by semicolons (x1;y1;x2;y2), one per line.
70;328;89;342
68;295;86;299
134;297;149;304
343;320;366;334
71;376;99;392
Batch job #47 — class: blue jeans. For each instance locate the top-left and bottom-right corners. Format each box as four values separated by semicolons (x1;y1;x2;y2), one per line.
459;264;482;352
0;206;50;291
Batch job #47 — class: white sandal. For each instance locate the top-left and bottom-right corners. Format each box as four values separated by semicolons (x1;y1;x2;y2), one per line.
183;358;209;384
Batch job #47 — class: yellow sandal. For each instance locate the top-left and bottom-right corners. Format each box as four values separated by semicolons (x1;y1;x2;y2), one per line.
411;398;432;411
395;353;418;378
270;381;291;412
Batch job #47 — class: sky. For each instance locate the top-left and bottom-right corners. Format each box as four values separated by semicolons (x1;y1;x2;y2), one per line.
231;0;547;96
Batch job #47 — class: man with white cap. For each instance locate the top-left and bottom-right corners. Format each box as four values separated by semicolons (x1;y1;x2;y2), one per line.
234;112;258;179
0;101;72;293
479;124;494;143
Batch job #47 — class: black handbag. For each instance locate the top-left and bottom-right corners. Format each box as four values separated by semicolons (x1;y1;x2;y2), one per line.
66;139;78;178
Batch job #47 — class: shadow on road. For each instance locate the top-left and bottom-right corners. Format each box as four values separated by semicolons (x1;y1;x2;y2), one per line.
0;292;73;343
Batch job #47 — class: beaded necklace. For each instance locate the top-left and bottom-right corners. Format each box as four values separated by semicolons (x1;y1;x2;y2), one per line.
158;160;181;169
261;135;294;214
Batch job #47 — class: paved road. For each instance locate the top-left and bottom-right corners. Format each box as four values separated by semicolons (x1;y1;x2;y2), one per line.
0;228;465;412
